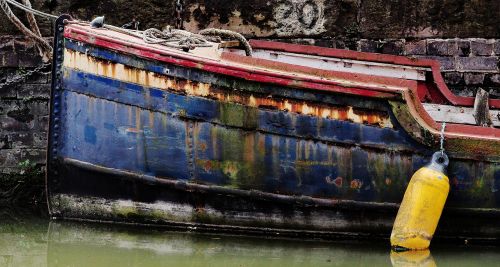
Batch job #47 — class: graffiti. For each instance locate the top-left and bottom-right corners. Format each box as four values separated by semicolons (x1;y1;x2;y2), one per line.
298;1;320;28
326;176;343;187
350;179;363;189
273;0;325;36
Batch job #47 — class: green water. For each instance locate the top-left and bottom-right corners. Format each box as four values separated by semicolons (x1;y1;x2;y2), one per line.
0;209;499;267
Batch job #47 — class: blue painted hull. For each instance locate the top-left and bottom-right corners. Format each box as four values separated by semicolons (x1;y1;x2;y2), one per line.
46;17;500;240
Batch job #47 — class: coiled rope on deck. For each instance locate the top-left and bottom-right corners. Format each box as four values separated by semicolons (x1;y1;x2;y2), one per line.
105;24;253;56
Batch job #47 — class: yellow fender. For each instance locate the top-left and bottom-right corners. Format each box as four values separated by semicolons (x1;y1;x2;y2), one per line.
390;152;450;251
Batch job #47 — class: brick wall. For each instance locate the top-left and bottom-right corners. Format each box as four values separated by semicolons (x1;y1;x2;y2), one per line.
0;0;499;174
358;38;500;97
0;37;48;174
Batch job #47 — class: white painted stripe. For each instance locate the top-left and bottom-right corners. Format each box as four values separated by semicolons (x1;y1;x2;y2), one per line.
226;49;428;81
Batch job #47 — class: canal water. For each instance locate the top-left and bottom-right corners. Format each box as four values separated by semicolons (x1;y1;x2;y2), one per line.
1;208;499;267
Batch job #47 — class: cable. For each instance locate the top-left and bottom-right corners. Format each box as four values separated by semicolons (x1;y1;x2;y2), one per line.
4;0;57;19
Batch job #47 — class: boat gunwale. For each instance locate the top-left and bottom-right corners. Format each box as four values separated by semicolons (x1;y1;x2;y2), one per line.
61;21;500;149
248;40;500;109
63;24;406;99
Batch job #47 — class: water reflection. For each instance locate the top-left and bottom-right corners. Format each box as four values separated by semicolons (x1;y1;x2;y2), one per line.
46;222;390;267
390;250;436;267
0;211;499;267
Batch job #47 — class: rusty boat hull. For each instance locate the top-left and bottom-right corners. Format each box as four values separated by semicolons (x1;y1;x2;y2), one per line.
46;16;500;241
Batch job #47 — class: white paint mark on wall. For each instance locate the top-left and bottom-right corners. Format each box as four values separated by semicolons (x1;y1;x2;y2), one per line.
273;0;326;36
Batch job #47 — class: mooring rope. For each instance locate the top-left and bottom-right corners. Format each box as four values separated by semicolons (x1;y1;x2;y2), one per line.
199;28;252;56
3;0;56;19
439;122;446;156
1;0;253;58
0;0;53;61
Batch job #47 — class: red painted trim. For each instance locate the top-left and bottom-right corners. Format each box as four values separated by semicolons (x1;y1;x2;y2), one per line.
446;123;500;138
250;40;437;67
65;26;399;99
250;40;500;109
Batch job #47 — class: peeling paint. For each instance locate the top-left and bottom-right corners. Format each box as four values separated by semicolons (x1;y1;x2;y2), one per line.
63;49;394;128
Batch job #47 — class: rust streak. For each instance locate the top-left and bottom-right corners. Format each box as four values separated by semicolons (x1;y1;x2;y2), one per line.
64;49;393;128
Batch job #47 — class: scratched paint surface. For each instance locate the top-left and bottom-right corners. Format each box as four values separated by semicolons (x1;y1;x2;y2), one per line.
54;44;500;207
62;49;394;129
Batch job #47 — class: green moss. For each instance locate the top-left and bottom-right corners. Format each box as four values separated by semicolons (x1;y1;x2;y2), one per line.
112;205;139;217
218;102;258;129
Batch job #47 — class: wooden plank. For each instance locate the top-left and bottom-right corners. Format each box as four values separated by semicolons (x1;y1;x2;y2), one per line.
423;103;500;127
473;88;492;126
218;40;241;48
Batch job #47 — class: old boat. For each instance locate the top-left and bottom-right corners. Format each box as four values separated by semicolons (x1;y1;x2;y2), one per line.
47;16;500;241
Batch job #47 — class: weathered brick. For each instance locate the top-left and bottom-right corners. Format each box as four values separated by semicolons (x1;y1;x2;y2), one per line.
404;40;426;55
416;56;455;71
443;72;463;85
0;37;14;54
357;39;379;53
381;40;405;55
0;115;35;131
7;132;47;149
6;105;35;122
23;149;46;164
456;57;499;71
33;132;47;148
8;132;36;148
457;40;471;57
16;83;51;99
0;68;46;98
449;86;475;97
0;149;23;167
471;39;495;56
17;50;44;68
0;100;26;115
1;52;18;67
25;71;50;84
358;39;407;54
334;40;346;49
463;73;485;85
25;101;49;116
427;40;457;56
0;84;18;98
35;115;50;132
0;47;15;66
313;38;335;48
0;149;45;167
495;40;500;55
485;73;500;86
0;135;11;149
489;87;500;98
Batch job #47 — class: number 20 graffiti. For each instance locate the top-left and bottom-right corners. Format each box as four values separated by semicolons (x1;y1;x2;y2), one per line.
274;0;325;35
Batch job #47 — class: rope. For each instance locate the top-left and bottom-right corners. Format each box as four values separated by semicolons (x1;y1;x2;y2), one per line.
143;27;213;50
439;122;446;156
2;0;252;58
22;0;42;36
4;0;56;19
199;28;252;56
0;0;53;61
105;24;252;56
